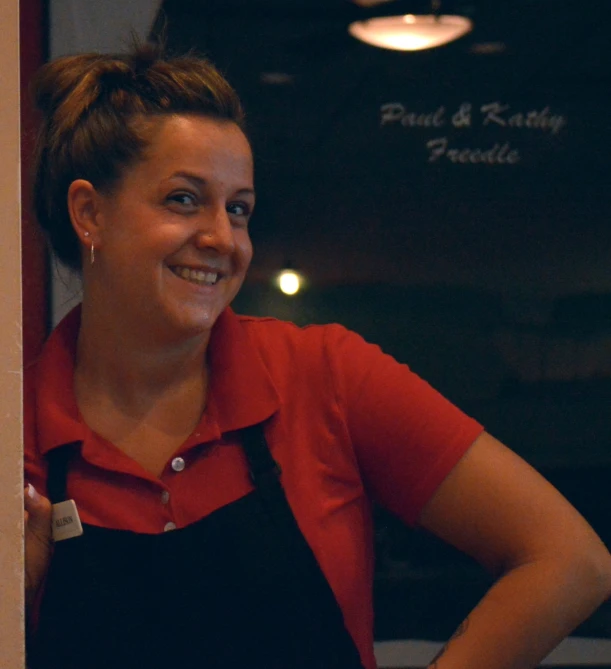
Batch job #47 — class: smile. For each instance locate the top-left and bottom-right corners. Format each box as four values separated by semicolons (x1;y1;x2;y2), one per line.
169;266;220;286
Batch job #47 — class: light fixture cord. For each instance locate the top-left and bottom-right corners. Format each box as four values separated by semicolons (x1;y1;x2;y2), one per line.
432;0;441;20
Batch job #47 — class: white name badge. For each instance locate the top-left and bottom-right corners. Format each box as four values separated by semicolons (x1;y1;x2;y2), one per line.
52;499;84;542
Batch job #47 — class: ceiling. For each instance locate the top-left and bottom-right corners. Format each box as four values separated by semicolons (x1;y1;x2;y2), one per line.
150;0;611;296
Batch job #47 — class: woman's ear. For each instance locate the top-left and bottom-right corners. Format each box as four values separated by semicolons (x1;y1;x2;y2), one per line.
67;179;102;248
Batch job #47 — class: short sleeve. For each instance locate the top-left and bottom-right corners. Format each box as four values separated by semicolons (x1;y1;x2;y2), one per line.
324;325;484;525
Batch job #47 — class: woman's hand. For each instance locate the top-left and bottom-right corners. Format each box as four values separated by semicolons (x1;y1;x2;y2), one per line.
24;484;53;609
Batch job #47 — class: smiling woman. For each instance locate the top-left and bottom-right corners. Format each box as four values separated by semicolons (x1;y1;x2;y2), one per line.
23;42;611;669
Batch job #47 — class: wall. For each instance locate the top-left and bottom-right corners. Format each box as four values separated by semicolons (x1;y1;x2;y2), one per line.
0;0;25;665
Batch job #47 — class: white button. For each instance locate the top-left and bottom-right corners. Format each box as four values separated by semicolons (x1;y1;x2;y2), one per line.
171;457;185;472
161;490;170;505
163;522;177;532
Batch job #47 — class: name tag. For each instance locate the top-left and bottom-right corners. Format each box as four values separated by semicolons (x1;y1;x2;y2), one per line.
52;500;84;542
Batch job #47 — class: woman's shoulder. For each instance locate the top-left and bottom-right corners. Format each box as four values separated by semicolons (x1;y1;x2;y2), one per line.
229;311;398;395
232;312;368;356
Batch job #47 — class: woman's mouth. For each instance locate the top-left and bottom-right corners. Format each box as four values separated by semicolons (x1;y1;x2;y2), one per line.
169;266;220;286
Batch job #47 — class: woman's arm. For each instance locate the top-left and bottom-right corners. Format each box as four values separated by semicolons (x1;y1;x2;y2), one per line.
417;431;611;669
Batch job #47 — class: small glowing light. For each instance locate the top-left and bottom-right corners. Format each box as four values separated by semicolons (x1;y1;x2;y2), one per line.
277;270;302;295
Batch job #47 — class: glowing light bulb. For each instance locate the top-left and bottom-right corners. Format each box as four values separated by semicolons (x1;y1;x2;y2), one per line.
348;14;472;51
276;270;302;295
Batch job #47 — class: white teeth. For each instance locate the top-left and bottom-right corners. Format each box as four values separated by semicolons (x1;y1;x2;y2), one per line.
172;266;219;286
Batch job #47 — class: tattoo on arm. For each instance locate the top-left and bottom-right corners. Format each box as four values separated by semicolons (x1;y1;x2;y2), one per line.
427;617;470;669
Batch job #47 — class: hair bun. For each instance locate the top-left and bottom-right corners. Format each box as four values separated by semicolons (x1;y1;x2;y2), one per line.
33;55;138;134
33;54;102;118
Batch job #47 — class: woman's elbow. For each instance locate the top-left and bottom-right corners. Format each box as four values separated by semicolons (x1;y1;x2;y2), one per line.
584;541;611;603
560;537;611;611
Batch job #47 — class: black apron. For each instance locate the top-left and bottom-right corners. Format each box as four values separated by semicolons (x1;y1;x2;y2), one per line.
28;424;366;669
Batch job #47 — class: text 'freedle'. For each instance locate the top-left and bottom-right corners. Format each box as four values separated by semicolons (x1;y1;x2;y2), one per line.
379;101;568;165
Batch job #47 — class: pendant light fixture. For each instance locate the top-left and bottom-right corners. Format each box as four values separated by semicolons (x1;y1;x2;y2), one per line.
348;0;473;52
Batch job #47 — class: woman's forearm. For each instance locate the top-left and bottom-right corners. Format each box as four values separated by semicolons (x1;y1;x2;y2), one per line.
428;553;611;669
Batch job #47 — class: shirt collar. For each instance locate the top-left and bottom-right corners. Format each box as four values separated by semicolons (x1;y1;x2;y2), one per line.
206;307;279;432
35;305;280;455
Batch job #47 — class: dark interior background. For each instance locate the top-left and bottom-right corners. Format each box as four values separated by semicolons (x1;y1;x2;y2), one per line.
152;0;611;641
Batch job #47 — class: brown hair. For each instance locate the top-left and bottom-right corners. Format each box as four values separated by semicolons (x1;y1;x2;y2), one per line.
32;43;246;270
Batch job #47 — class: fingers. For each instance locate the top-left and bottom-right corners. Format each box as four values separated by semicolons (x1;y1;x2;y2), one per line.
24;484;53;536
24;484;54;610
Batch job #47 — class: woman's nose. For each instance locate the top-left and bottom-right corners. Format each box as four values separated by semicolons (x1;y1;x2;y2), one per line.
193;207;235;253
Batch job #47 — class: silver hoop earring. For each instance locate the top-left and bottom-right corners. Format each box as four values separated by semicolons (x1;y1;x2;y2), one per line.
90;244;95;266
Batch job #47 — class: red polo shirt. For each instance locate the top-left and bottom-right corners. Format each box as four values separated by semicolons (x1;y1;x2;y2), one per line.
25;306;483;669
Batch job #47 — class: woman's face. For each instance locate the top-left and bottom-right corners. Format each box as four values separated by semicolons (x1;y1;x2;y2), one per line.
88;114;255;342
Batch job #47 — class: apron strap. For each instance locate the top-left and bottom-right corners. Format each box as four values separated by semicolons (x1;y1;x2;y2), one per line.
45;442;80;504
239;423;294;526
240;422;281;483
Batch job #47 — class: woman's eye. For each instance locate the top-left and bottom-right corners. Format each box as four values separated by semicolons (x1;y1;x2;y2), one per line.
168;192;197;208
227;202;251;217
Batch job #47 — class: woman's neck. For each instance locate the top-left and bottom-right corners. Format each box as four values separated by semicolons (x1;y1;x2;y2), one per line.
74;299;210;413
